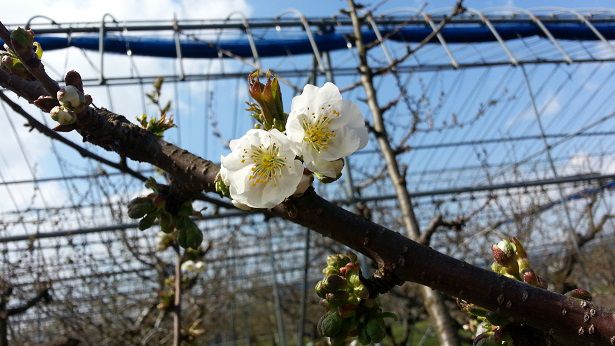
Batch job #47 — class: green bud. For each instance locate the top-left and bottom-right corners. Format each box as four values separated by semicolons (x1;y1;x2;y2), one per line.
323;266;340;277
138;212;158;231
315;280;330;299
325;275;348;291
317;311;343;337
326;254;340;266
365;317;386;343
127;197;155;219
248;70;285;131
348;273;361;287
326;291;349;307
354;285;369;300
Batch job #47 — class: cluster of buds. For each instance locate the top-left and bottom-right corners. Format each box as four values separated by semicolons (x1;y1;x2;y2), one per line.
490;237;547;289
0;28;41;80
247;70;287;131
127;178;203;249
136;113;175;138
48;71;92;126
157;276;176;311
138;77;175;137
458;298;513;345
315;253;396;345
461;237;552;345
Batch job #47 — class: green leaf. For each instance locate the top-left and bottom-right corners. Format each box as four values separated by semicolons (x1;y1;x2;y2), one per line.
379;312;398;320
177;217;203;249
33;42;43;59
138;212;158;231
127;197;155;219
159;211;175;233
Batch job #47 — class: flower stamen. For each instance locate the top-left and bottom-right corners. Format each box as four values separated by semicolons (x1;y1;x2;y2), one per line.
247;143;286;186
303;110;337;152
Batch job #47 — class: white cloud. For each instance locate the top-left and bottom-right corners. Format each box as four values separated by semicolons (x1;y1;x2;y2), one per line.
563;151;615;176
506;94;561;129
5;0;251;23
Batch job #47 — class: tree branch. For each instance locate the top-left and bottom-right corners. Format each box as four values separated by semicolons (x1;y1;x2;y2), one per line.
7;287;51;316
0;91;147;181
373;1;465;77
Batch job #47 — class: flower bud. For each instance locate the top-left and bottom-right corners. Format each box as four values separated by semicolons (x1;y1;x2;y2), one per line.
565;288;592;301
194;261;205;272
317;311;343;337
323;266;340;277
325;275;348;291
181;260;196;273
326;291;349;307
1;55;12;68
50;106;76;125
520;268;535;284
57;85;84;109
492;239;515;265
315;280;330;298
348;273;361;287
354;285;369;300
247;70;285;131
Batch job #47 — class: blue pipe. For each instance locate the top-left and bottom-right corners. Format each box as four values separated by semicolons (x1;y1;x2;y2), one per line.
3;21;615;59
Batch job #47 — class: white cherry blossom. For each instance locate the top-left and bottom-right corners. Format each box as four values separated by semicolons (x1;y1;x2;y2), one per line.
220;129;303;209
286;82;368;178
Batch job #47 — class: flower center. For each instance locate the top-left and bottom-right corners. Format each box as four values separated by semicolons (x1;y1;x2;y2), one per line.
246;143;286;186
302;111;337;152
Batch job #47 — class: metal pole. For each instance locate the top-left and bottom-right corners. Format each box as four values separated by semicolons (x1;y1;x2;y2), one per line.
296;228;310;346
267;222;287;346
